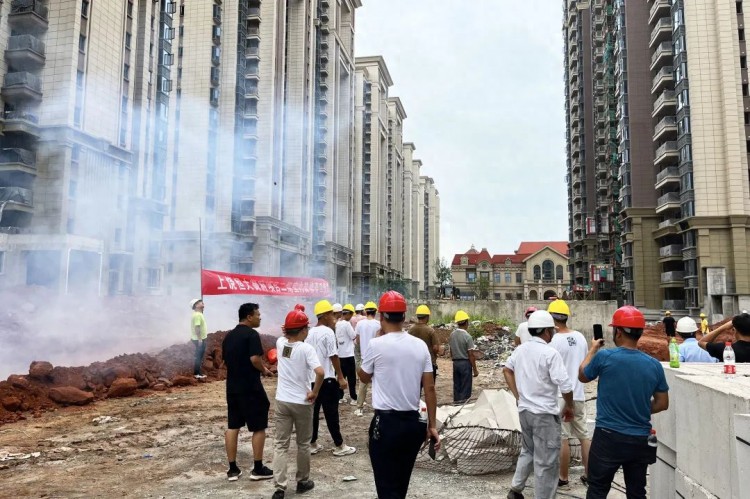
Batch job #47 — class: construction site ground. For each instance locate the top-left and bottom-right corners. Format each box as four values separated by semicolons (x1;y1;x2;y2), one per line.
0;358;638;499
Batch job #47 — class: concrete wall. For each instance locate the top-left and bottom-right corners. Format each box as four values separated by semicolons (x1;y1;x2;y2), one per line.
414;300;618;340
651;364;750;499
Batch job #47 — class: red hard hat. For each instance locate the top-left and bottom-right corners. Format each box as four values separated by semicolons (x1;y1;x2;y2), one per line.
378;290;407;313
284;310;309;330
610;306;646;329
267;348;278;364
525;306;538;317
294;303;305;312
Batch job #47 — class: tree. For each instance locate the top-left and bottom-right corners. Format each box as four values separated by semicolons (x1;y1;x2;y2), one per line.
476;276;490;300
434;258;452;299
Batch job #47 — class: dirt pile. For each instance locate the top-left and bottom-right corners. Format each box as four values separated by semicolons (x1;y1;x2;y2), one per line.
0;331;278;426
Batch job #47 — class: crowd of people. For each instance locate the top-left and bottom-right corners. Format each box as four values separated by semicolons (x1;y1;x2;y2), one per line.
185;295;750;499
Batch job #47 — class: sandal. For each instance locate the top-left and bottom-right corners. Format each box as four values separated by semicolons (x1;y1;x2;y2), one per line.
558;479;569;487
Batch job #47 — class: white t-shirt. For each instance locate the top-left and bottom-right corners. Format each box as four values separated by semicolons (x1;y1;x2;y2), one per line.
549;330;588;401
515;321;532;344
335;320;357;358
305;325;338;381
355;318;380;358
275;337;321;405
361;332;433;411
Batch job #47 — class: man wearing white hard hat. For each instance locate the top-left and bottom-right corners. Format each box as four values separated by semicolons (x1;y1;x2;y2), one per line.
504;310;575;499
190;299;207;379
351;303;367;330
676;317;716;363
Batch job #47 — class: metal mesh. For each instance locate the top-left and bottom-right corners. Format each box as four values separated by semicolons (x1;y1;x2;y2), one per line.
416;424;523;476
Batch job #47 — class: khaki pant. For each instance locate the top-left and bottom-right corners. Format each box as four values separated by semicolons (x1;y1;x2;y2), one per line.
273;400;314;490
357;381;370;409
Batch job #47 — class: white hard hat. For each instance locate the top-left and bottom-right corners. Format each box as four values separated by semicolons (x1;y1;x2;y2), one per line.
527;310;555;329
676;317;698;334
355;303;365;311
190;298;202;310
332;303;343;313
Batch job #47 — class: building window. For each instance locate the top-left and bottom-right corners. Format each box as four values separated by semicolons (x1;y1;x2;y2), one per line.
505;293;513;300
0;251;5;274
79;35;87;53
147;269;160;288
743;83;749;97
503;272;510;283
127;1;134;18
81;0;90;17
533;265;541;281
542;260;554;281
741;29;746;41
516;272;523;283
123;63;130;80
494;272;501;283
466;272;476;283
125;33;132;49
742;56;748;69
556;265;564;281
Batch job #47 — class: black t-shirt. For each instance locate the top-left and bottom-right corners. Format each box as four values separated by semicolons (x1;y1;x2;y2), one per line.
706;340;750;363
222;324;265;394
663;317;676;335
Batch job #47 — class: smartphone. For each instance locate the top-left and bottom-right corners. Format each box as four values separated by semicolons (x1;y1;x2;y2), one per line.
593;324;603;341
429;436;437;460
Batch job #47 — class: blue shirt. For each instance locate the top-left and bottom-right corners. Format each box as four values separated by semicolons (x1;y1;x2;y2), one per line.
584;347;669;436
679;338;717;363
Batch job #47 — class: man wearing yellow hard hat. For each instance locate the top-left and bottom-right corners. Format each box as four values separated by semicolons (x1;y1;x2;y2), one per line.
409;305;440;380
449;310;479;403
699;312;709;337
354;301;379;416
336;304;359;405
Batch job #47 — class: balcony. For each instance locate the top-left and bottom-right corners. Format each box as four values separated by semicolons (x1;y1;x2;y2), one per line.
2;110;40;136
653;116;677;141
0;186;33;212
654;141;678;165
651;66;674;94
650;41;673;71
652;90;676;117
658;218;677;230
659;244;684;259
619;185;631;201
8;0;49;32
649;0;672;25
0;148;36;174
655;166;680;189
2;72;42;102
649;18;672;48
663;300;686;310
571;159;581;173
5;34;45;69
597;178;608;191
247;6;261;20
655;192;680;213
661;271;685;284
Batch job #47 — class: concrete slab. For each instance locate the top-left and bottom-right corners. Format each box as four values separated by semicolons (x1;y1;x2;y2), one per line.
735;414;750;499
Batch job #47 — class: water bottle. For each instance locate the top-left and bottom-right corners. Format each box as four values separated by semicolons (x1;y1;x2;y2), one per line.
419;400;428;422
723;342;736;380
648;429;658;448
669;338;680;368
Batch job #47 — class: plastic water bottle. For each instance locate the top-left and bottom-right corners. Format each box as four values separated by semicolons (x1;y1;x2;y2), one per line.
723;342;736;379
669;338;680;368
419;400;428;422
648;429;658;448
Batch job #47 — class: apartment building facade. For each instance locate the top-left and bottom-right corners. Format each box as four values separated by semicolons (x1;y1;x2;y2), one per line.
566;0;750;316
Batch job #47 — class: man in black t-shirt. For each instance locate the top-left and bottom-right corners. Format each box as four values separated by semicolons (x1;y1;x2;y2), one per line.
222;302;273;482
700;312;750;362
662;311;676;337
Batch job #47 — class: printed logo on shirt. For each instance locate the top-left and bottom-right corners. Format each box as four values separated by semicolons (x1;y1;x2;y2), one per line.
567;337;577;347
283;345;293;358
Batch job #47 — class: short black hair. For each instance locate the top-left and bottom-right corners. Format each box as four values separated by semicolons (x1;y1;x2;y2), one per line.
457;319;469;327
677;331;695;339
551;313;568;324
238;303;259;322
285;326;306;336
732;313;750;335
618;326;643;339
416;314;429;320
529;327;550;337
382;312;405;324
365;309;377;317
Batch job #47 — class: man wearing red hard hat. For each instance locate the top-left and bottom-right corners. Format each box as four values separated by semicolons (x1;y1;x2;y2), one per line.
358;290;440;499
271;309;324;499
577;306;670;499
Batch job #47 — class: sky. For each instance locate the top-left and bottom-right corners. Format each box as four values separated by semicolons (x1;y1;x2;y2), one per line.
356;0;568;261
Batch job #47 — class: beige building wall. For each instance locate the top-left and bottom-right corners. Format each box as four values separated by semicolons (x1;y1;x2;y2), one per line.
386;97;405;276
401;142;415;285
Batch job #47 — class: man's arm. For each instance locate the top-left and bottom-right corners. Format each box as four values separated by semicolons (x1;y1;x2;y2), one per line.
331;355;347;389
466;333;479;377
561;391;575;421
699;320;733;350
422;371;441;451
307;367;324;403
579;339;604;383
430;330;440;355
194;325;202;340
651;391;669;414
251;354;271;376
503;367;519;402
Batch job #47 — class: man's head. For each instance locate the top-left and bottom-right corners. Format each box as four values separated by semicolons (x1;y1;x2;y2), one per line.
379;291;407;330
547;299;570;326
700;312;706;319
355;303;365;316
332;303;343;321
364;301;378;318
342;304;355;322
313;300;336;328
284;309;310;340
524;306;537;321
676;317;698;339
416;304;431;324
610;306;645;346
732;313;750;338
190;299;204;313
527;310;556;343
455;310;470;329
238;303;261;328
665;310;672;317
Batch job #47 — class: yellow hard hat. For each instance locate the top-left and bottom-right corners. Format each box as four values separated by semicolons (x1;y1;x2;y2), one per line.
454;310;470;323
548;299;571;317
416;305;431;316
364;301;378;311
665;310;671;316
700;313;706;318
343;304;356;313
314;300;334;317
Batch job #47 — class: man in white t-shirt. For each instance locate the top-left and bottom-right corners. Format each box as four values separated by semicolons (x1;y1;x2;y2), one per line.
272;309;324;499
336;304;358;405
548;299;591;487
513;306;537;346
354;302;380;416
358;291;440;499
305;300;356;457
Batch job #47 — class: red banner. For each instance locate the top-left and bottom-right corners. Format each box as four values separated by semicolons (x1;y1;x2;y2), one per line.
201;269;330;297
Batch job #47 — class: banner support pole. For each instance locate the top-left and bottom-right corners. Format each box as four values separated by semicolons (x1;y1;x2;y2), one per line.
199;217;204;301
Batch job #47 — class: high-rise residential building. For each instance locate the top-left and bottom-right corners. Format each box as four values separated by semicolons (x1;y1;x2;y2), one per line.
0;0;173;295
421;175;440;297
567;0;750;315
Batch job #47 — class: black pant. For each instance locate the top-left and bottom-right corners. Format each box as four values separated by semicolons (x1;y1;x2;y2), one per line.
192;340;206;375
312;379;343;446
368;411;426;499
586;427;656;499
340;356;357;400
452;360;472;403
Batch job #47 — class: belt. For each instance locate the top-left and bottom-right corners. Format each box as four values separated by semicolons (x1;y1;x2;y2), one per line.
374;409;419;416
452;358;470;362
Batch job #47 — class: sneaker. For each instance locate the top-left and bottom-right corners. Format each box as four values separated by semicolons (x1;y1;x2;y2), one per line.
338;397;348;405
310;443;323;455
354;409;364;417
507;491;524;499
332;444;356;457
249;466;273;481
348;399;358;406
296;480;315;494
272;490;285;499
226;468;242;481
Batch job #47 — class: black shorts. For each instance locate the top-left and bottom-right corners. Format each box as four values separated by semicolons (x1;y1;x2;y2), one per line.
227;390;270;431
